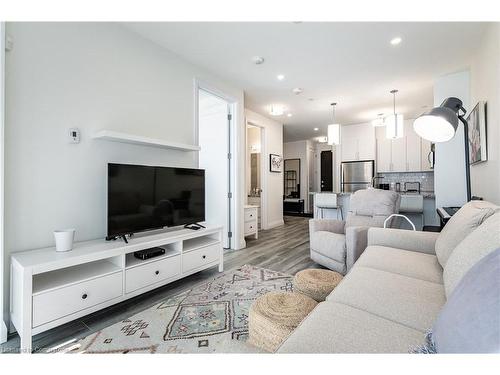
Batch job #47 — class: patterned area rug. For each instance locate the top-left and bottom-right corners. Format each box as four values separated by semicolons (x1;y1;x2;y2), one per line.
55;265;293;353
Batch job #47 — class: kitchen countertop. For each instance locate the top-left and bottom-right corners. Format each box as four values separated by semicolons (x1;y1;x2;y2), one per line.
309;191;351;196
244;204;260;209
311;190;434;199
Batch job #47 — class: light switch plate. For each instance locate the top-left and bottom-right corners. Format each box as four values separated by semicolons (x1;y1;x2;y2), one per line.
69;128;80;143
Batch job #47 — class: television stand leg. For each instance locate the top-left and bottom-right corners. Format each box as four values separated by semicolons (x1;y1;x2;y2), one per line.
120;235;129;244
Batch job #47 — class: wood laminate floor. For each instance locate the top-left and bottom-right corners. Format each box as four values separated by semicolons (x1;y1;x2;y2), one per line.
1;216;320;353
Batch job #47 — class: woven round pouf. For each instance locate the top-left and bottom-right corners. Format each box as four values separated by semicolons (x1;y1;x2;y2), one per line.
293;269;343;302
248;291;317;352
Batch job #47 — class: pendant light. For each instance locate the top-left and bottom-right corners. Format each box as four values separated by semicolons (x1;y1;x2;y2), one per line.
327;102;340;145
385;89;404;139
372;113;385;127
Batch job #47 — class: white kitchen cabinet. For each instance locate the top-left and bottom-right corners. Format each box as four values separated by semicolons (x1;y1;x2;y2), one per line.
376;120;425;172
376;135;392;172
391;137;407;172
406;122;422;171
341;123;375;162
341;134;359;161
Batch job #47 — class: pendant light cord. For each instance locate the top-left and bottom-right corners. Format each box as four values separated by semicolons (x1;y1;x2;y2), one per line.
331;102;337;123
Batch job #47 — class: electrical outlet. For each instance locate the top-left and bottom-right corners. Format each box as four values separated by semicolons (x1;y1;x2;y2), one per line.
69;128;80;144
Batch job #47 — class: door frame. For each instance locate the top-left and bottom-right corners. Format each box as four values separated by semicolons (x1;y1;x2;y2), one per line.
246;120;268;230
1;22;7;343
194;78;238;249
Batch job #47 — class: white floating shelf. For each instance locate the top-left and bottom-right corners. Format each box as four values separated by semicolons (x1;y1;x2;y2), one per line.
92;130;201;152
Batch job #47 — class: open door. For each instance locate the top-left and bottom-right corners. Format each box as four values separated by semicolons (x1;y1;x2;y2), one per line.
198;89;233;248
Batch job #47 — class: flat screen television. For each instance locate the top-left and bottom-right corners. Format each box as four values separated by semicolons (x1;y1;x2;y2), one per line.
107;163;205;240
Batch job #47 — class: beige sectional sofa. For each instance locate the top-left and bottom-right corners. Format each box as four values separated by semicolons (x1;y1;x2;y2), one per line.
278;201;500;353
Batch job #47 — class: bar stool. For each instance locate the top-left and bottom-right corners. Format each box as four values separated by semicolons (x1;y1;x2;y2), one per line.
314;193;342;220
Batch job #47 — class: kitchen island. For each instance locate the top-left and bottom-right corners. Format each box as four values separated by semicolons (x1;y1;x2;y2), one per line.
312;190;438;230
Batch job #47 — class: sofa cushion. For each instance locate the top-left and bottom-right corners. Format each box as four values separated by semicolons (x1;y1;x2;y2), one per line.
327;266;446;332
277;302;424;353
310;231;346;261
443;212;500;297
356;245;443;284
435;201;499;267
433;248;500;353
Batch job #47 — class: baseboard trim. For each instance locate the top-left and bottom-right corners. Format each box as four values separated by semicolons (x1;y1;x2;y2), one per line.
266;219;285;229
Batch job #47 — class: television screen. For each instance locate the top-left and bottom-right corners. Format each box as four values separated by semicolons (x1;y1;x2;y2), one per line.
107;163;205;239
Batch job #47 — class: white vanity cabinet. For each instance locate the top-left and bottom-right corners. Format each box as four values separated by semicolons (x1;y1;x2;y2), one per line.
244;205;259;239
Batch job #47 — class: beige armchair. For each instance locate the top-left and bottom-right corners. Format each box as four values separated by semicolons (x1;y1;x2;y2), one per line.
310;188;401;274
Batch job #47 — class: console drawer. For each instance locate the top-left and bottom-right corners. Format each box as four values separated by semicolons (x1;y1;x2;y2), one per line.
182;244;220;273
32;271;123;327
125;255;181;294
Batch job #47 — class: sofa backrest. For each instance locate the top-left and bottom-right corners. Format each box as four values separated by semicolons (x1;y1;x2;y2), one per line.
443;211;500;297
435;201;499;267
346;189;400;228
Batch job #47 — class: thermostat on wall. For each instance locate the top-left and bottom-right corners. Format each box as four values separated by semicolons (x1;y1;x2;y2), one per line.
69;128;80;144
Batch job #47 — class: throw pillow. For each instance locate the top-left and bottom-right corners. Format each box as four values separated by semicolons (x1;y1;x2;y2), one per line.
435;201;499;267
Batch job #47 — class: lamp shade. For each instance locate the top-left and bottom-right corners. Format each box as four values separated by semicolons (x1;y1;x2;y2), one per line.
327;123;340;145
413;107;458;142
385;114;404;139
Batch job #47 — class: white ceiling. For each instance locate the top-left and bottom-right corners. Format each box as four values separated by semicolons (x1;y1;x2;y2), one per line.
123;22;487;142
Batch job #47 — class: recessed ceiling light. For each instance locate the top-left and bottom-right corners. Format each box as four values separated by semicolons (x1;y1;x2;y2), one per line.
287;113;293;117
270;105;284;116
277;74;285;81
252;56;265;65
314;127;319;131
292;88;303;95
390;37;402;46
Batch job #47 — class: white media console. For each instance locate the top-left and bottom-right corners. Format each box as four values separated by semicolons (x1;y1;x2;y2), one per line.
10;225;223;352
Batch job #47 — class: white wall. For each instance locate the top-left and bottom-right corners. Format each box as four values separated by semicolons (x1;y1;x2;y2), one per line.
433;70;470;208
470;23;500;204
245;109;284;229
4;22;246;323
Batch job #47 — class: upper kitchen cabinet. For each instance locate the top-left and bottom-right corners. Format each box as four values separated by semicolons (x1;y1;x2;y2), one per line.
405;121;422;171
341;123;376;162
375;120;427;172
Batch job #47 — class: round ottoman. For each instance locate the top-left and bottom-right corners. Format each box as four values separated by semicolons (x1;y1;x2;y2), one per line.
248;291;317;352
293;269;343;302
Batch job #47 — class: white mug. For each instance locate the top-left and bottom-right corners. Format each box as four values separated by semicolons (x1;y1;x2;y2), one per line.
54;229;75;252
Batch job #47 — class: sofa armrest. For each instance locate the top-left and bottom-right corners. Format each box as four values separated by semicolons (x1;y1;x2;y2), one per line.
345;226;370;271
367;228;440;254
309;219;345;235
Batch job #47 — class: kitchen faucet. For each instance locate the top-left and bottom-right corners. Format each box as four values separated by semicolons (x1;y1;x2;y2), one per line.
371;176;384;188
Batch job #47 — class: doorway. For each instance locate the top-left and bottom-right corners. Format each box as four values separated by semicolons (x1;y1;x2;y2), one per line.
246;120;268;230
320;150;333;191
197;88;234;249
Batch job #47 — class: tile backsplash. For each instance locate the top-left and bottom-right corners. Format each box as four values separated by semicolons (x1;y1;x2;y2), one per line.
377;171;434;192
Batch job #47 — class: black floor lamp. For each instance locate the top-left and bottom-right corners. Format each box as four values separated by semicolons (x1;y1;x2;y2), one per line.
413;97;471;202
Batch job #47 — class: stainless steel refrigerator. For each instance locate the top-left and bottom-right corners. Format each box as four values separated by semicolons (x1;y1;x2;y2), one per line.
341;160;375;193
